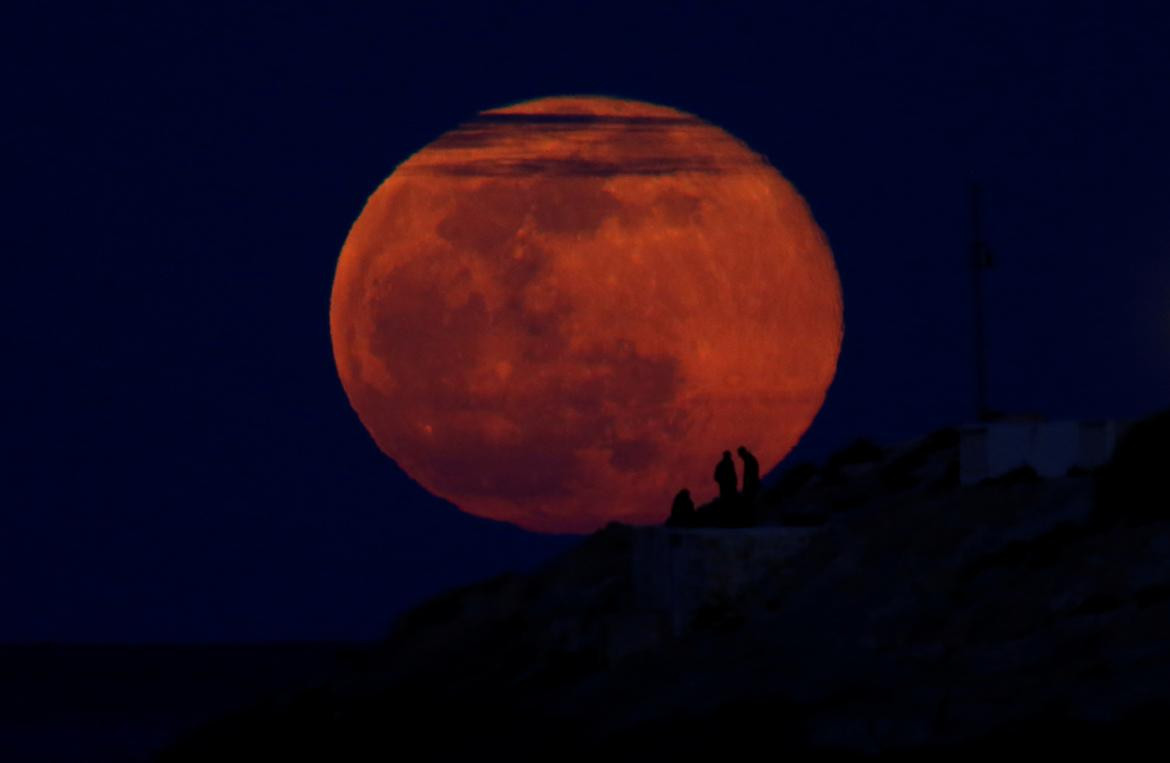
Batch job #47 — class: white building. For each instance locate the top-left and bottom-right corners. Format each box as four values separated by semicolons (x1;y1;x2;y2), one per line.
959;418;1125;485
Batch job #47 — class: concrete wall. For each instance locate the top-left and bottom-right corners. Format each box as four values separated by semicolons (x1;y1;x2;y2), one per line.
960;419;1121;485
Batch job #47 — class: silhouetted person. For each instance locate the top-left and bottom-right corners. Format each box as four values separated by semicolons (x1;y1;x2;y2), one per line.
715;450;738;504
738;446;760;502
667;488;695;527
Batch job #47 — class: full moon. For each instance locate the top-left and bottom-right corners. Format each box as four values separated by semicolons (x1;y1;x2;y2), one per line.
330;96;843;533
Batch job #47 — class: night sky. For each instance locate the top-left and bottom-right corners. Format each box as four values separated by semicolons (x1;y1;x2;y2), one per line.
4;1;1168;642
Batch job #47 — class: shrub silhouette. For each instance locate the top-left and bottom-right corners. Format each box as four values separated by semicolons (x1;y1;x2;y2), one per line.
823;437;885;484
763;461;819;504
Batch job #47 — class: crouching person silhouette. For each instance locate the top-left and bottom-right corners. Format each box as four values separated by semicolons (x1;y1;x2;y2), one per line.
666;488;695;527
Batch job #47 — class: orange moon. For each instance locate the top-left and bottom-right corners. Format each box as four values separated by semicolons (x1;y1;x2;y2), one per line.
330;96;843;533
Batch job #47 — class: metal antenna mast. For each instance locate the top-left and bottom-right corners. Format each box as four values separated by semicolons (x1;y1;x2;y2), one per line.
970;184;993;421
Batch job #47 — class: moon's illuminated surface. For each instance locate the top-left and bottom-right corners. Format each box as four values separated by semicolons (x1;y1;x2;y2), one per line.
330;96;843;533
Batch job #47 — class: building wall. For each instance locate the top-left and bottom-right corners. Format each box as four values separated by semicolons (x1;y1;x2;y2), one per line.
960;419;1121;485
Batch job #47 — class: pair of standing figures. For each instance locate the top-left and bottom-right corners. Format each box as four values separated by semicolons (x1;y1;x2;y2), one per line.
715;446;760;503
669;446;760;526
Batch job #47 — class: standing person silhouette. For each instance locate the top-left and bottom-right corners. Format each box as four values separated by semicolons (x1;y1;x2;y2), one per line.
714;451;738;504
738;446;760;502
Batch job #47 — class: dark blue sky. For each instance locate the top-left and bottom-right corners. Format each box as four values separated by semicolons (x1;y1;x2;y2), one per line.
3;1;1168;641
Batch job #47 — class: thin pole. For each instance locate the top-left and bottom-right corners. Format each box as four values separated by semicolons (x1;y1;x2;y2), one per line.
970;183;991;421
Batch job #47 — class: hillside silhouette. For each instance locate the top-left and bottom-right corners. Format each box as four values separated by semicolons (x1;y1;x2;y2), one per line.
160;409;1170;760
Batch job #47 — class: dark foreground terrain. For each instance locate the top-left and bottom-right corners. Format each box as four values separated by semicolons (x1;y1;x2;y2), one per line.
78;411;1170;760
0;643;354;762
155;410;1170;761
